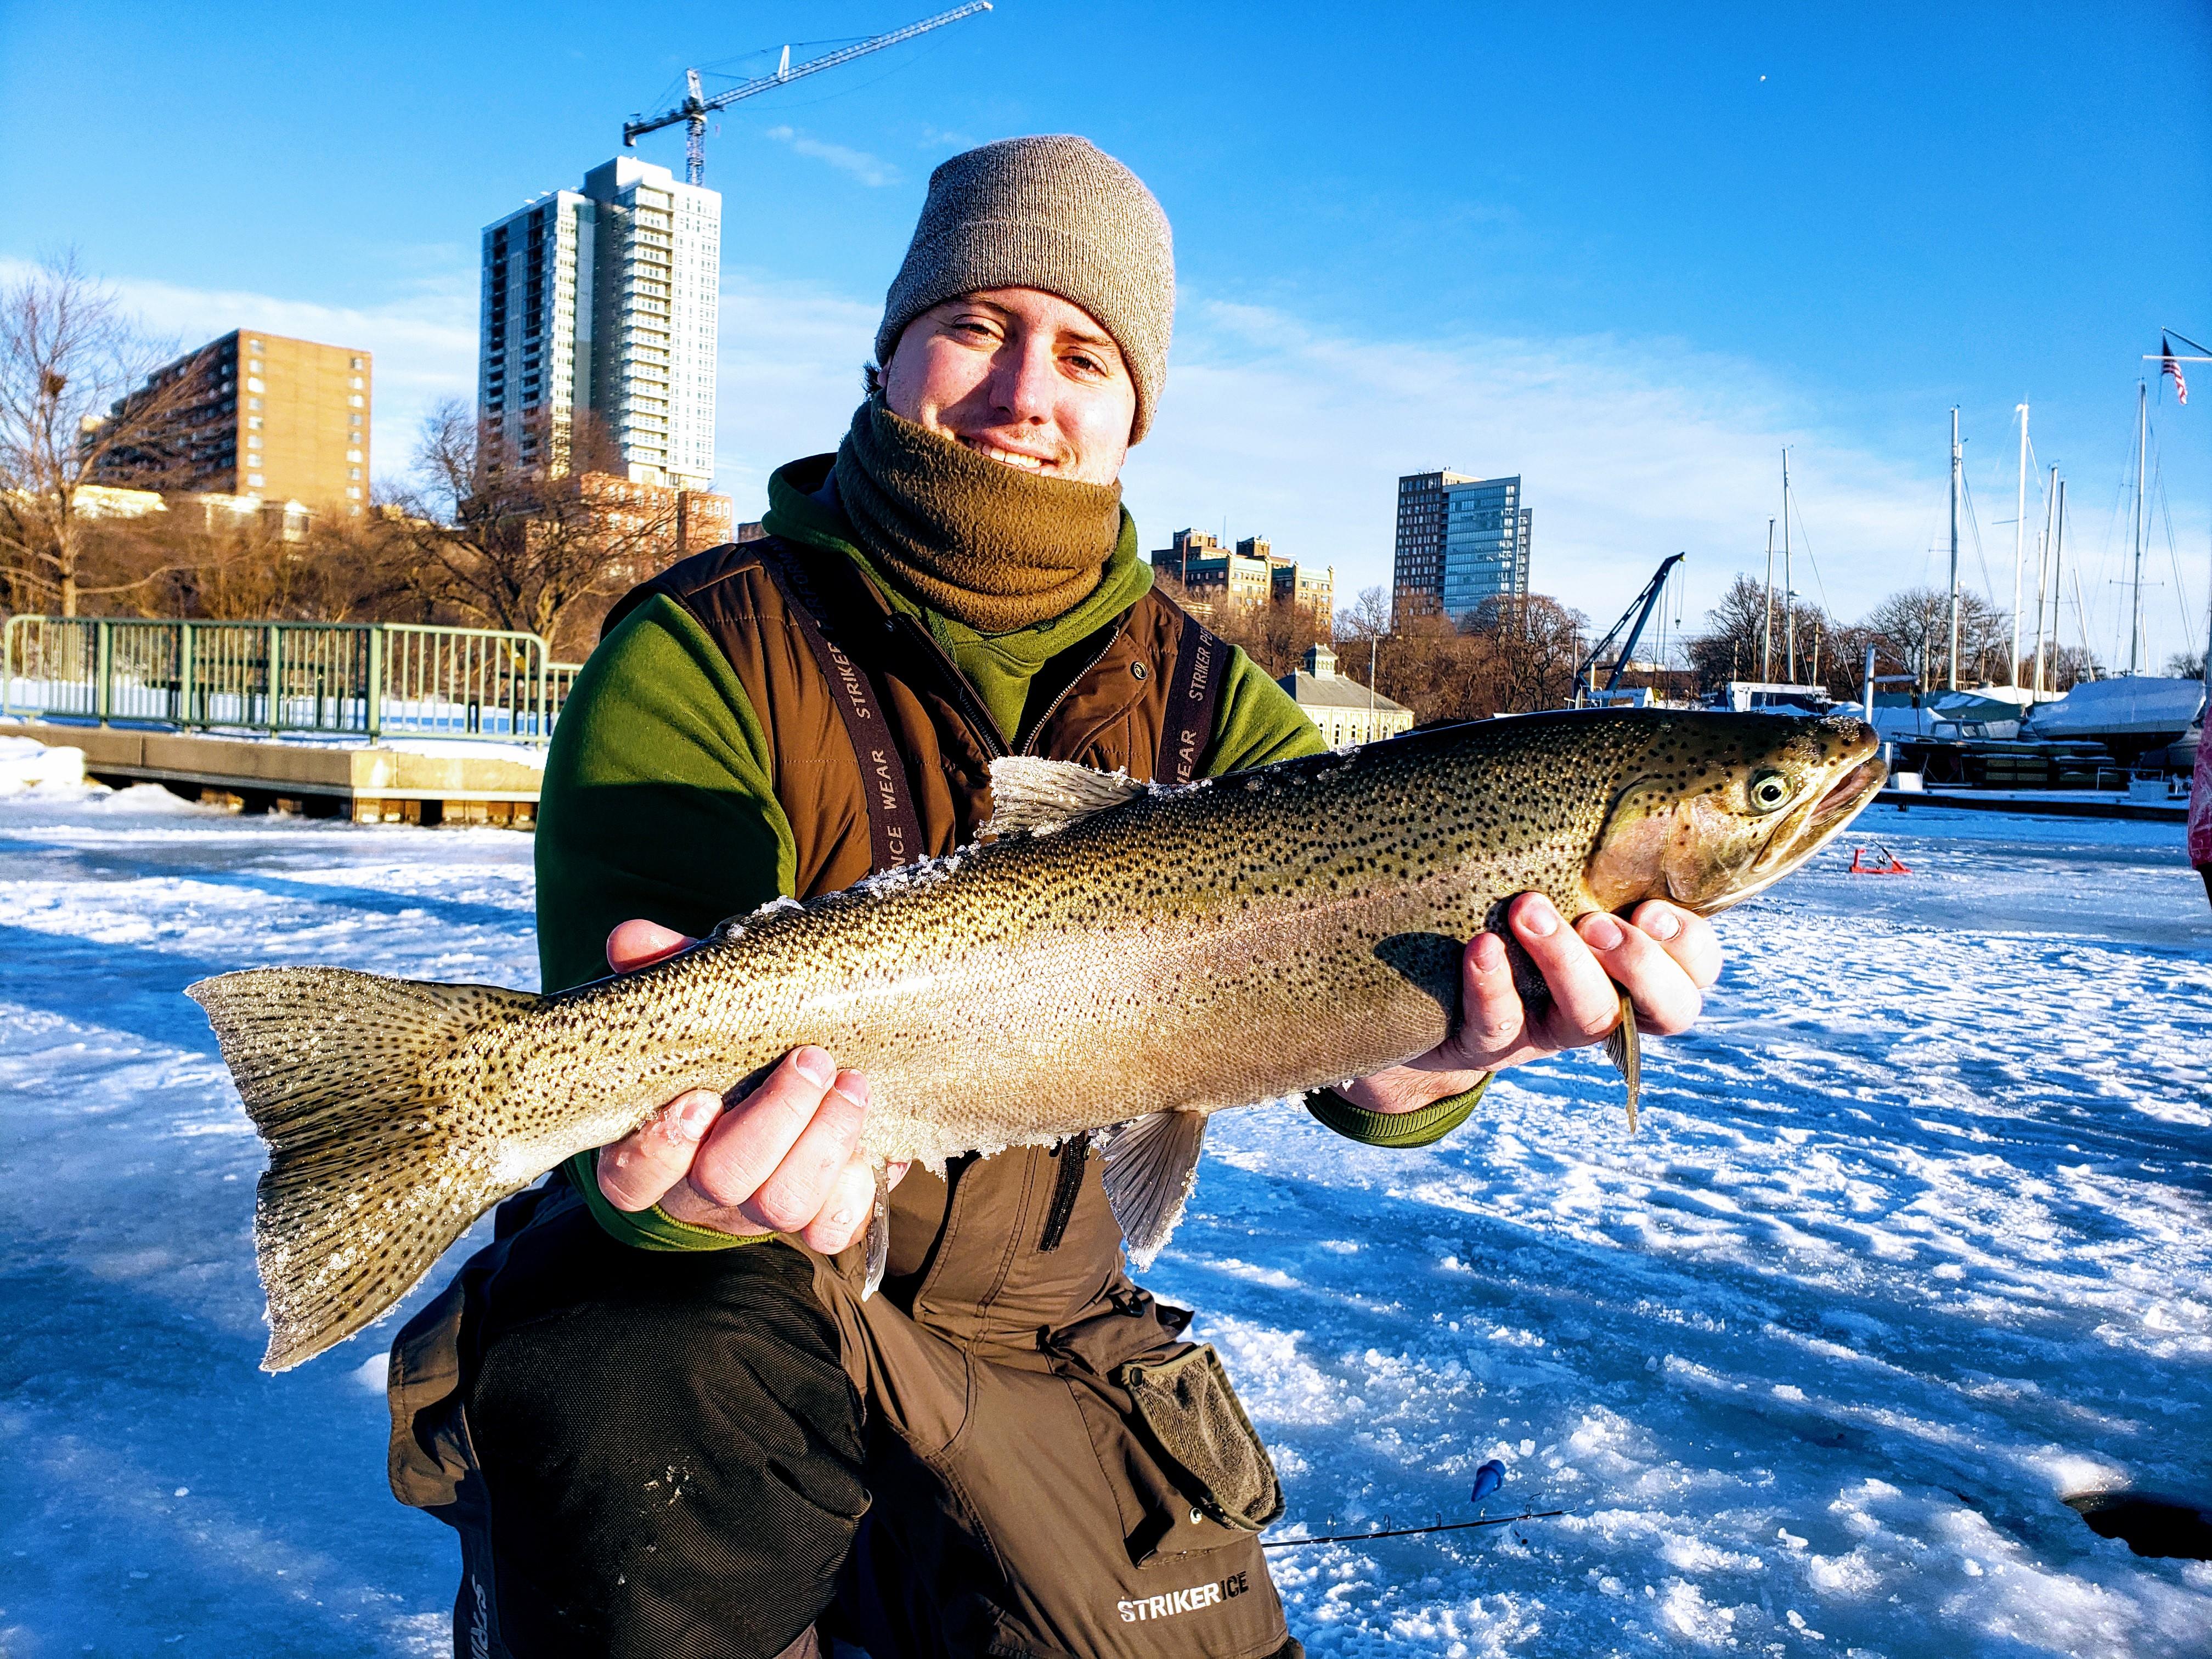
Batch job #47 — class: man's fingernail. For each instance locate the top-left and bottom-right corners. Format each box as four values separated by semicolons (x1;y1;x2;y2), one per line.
833;1074;871;1108
1581;914;1623;950
1474;932;1506;972
1644;907;1681;941
676;1094;720;1139
793;1047;834;1087
1518;898;1559;938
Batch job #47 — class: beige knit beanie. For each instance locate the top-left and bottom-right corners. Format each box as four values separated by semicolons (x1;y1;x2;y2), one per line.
874;135;1174;442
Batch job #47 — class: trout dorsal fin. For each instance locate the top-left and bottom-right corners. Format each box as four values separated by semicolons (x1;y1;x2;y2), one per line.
1101;1109;1208;1269
983;757;1149;837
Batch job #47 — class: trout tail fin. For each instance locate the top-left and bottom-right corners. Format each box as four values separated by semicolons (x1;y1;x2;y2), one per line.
187;966;541;1372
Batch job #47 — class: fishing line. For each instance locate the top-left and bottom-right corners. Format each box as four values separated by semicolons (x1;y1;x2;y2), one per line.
1261;1510;1567;1549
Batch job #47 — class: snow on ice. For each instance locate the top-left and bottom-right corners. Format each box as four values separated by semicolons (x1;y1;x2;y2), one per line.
0;776;2208;1656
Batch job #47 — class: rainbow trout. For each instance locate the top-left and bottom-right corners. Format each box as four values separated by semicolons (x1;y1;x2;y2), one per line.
190;710;1883;1369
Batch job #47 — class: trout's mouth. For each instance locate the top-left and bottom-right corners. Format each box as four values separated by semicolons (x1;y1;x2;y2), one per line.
1808;754;1887;829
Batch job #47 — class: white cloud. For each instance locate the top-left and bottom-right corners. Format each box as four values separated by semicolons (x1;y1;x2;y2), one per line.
1127;298;1944;637
762;126;900;189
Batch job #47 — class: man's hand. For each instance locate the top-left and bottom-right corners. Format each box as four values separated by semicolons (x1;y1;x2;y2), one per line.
592;919;901;1250
1338;894;1722;1115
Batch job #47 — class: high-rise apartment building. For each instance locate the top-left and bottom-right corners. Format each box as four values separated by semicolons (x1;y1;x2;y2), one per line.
478;157;720;490
92;329;371;510
1392;470;1531;621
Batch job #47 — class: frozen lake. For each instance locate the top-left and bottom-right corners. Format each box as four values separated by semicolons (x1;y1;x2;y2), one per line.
1;785;2207;1657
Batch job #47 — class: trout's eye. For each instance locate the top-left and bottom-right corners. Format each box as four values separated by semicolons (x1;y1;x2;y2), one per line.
1748;770;1793;814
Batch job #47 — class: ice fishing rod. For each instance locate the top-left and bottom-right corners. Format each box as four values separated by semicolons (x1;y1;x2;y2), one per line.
1260;1509;1566;1549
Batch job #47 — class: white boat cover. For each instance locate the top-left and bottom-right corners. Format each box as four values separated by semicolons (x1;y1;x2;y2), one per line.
2023;677;2206;741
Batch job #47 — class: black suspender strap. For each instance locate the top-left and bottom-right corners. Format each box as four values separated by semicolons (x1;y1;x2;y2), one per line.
759;543;929;873
1155;616;1228;787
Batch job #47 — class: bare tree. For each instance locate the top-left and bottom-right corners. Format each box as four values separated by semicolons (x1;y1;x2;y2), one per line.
0;253;205;616
1863;585;2007;690
1686;572;1833;690
384;400;684;656
1463;593;1588;715
1334;584;1391;646
147;501;424;624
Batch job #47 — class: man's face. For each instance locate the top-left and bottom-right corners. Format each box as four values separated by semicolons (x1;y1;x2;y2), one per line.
880;287;1138;487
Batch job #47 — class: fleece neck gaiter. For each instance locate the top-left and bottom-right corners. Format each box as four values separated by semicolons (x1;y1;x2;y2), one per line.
832;398;1123;634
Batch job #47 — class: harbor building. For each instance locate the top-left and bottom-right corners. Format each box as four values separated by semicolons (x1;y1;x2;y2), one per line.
90;329;371;512
479;157;720;491
1150;529;1333;620
1393;470;1531;622
1276;642;1414;747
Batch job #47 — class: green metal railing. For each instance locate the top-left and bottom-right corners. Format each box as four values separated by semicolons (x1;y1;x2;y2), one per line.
1;616;585;744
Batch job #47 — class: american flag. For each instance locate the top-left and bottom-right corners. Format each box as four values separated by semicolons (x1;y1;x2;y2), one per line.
2163;335;2189;405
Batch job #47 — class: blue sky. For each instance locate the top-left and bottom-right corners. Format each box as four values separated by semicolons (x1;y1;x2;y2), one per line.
5;1;2208;670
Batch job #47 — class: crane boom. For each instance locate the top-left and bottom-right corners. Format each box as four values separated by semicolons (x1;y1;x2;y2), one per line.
1574;552;1686;706
624;2;994;185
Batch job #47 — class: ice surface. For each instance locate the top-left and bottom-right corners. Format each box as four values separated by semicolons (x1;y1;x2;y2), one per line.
1;797;2207;1655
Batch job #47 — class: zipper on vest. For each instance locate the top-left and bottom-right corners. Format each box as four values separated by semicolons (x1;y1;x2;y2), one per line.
1015;618;1128;757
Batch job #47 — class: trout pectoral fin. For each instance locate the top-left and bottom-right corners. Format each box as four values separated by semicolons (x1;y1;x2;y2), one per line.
1101;1110;1208;1270
1603;990;1640;1135
861;1161;891;1301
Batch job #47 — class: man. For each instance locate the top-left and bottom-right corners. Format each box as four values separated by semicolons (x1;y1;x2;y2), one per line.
390;136;1720;1659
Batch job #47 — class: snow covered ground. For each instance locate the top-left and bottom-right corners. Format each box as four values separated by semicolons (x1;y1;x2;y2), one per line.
1;782;2207;1657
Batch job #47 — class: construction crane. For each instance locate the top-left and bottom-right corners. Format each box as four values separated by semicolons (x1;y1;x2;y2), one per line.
624;2;994;186
1573;552;1686;707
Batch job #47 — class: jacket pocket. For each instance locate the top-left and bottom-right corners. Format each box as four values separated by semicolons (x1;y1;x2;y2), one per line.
1114;1345;1284;1534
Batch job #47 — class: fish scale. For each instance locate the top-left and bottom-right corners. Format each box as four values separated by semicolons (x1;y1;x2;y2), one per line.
189;708;1883;1369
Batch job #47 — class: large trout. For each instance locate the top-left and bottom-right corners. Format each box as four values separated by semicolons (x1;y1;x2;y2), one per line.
190;710;1883;1369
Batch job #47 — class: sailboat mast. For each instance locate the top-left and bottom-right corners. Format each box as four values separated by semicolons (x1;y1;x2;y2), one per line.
1762;518;1775;682
2034;462;2057;696
2055;477;2073;679
2012;404;2028;687
2130;380;2147;674
1782;449;1796;682
1948;407;1962;691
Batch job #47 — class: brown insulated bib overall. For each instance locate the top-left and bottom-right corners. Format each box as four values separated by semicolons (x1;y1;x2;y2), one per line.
387;525;1301;1659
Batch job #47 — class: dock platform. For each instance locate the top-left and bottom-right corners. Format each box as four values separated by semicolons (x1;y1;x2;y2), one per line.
5;719;544;827
1877;786;2188;825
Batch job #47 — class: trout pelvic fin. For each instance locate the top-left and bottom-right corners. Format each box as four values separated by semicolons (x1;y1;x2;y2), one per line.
983;757;1148;838
185;966;542;1371
1101;1109;1209;1269
1604;989;1641;1134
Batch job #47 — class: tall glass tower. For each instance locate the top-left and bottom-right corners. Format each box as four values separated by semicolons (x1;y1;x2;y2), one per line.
1393;470;1532;622
478;157;720;490
1439;475;1531;618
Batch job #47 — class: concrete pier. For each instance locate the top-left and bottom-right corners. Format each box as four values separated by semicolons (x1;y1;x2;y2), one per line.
4;719;544;827
1875;785;2187;825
